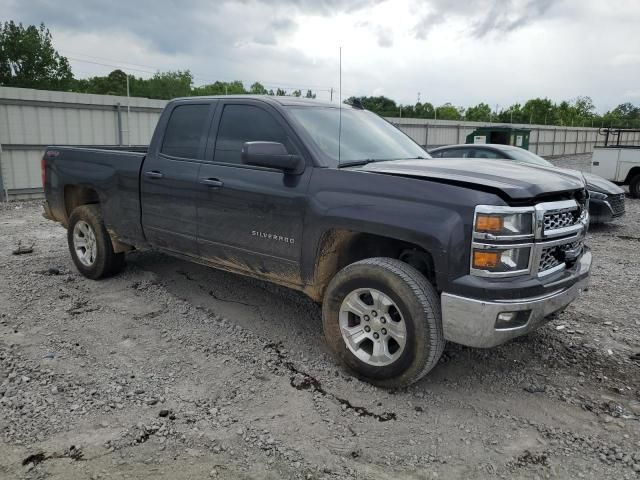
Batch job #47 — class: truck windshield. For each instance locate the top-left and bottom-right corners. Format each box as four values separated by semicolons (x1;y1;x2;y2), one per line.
287;106;430;166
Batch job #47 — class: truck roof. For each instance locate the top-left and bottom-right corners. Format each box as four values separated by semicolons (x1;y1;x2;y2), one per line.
169;94;347;109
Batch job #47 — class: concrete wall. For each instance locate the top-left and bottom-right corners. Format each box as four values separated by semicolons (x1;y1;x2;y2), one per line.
3;86;640;200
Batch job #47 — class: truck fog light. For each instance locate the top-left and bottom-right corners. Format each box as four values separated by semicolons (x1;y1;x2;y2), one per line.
495;310;530;329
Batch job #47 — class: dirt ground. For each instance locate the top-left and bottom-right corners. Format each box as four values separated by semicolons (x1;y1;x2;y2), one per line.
1;154;639;479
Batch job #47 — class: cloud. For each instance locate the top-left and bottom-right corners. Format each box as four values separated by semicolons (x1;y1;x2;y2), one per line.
5;0;381;55
611;53;640;67
372;26;393;47
412;0;555;40
469;0;554;38
412;11;446;40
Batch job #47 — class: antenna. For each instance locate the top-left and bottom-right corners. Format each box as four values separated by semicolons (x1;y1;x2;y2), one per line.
338;46;342;164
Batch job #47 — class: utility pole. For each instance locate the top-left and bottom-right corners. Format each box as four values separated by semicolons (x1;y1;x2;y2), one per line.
399;106;402;119
330;87;333;102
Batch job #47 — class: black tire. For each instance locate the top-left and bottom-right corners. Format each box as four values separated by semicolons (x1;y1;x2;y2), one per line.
67;204;126;279
629;175;640;199
322;257;444;388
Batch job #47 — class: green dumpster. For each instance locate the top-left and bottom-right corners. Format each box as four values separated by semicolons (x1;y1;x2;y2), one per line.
465;126;530;150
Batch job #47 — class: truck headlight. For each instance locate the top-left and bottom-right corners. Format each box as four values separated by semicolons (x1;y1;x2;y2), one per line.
588;190;607;200
474;206;534;239
472;247;531;275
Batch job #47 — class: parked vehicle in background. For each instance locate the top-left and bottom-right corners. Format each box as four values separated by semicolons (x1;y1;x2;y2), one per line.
42;96;591;387
430;143;626;224
591;128;640;198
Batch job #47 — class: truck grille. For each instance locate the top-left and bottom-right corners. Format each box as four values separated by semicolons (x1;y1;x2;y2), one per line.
608;193;625;216
539;240;583;274
543;209;580;231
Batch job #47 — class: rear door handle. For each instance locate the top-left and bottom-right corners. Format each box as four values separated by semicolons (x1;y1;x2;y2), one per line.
200;178;224;189
144;170;164;179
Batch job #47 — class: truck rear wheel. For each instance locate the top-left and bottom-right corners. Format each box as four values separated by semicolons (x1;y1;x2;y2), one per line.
322;257;444;388
67;205;125;279
629;175;640;198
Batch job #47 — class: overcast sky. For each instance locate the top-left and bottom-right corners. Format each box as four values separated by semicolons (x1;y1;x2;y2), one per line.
4;0;640;112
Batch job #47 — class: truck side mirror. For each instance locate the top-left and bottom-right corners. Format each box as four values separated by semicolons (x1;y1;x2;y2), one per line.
241;141;305;174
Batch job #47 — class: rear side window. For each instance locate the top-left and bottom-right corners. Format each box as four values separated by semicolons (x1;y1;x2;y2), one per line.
441;148;472;158
473;149;504;159
161;104;210;159
214;105;291;164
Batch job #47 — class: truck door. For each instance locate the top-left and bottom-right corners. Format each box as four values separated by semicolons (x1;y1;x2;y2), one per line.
140;102;215;256
195;100;311;287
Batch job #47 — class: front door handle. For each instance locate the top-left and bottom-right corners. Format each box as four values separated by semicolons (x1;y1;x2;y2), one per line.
144;170;164;179
200;178;224;189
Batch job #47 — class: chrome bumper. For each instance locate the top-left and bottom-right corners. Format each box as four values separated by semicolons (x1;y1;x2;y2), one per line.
441;250;591;348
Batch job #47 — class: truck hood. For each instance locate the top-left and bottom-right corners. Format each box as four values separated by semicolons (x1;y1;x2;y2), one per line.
357;159;586;200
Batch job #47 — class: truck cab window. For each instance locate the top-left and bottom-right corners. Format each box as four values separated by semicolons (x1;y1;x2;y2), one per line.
214;105;291;165
161;104;210;159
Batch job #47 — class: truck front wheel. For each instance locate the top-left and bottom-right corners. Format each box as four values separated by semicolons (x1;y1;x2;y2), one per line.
322;257;444;388
67;205;125;279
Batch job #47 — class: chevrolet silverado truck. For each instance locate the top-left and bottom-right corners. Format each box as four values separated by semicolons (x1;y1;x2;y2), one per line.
42;96;592;387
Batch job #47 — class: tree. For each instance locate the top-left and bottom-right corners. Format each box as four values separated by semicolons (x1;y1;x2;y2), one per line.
436;103;463;120
276;88;286;96
291;89;302;97
0;21;73;90
414;101;434;119
574;96;595;118
72;69;128;96
345;96;398;116
191;79;245;97
250;82;268;94
521;98;555;124
465;103;492;122
305;89;316;99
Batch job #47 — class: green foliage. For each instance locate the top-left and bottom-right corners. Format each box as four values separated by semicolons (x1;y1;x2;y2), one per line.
465;103;491;122
0;21;73;90
191;80;245;97
436;103;463;120
250;82;268;94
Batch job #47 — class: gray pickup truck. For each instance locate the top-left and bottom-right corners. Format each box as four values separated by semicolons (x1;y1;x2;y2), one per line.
42;96;592;387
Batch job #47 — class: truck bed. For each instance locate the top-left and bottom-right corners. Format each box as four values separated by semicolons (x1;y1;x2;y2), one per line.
43;145;148;245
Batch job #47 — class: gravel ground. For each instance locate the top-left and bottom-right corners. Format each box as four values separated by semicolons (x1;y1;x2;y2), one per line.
1;154;639;479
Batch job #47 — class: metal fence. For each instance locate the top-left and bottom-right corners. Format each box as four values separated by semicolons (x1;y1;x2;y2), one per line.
3;86;640;200
387;117;640;156
0;86;165;200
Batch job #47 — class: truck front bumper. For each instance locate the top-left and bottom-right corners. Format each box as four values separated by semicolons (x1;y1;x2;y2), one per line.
441;249;591;348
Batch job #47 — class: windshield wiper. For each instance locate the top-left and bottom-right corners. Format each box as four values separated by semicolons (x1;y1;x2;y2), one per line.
338;156;427;168
338;159;378;168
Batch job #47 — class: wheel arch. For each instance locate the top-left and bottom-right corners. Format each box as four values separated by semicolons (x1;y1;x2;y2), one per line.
63;185;100;226
304;228;439;302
